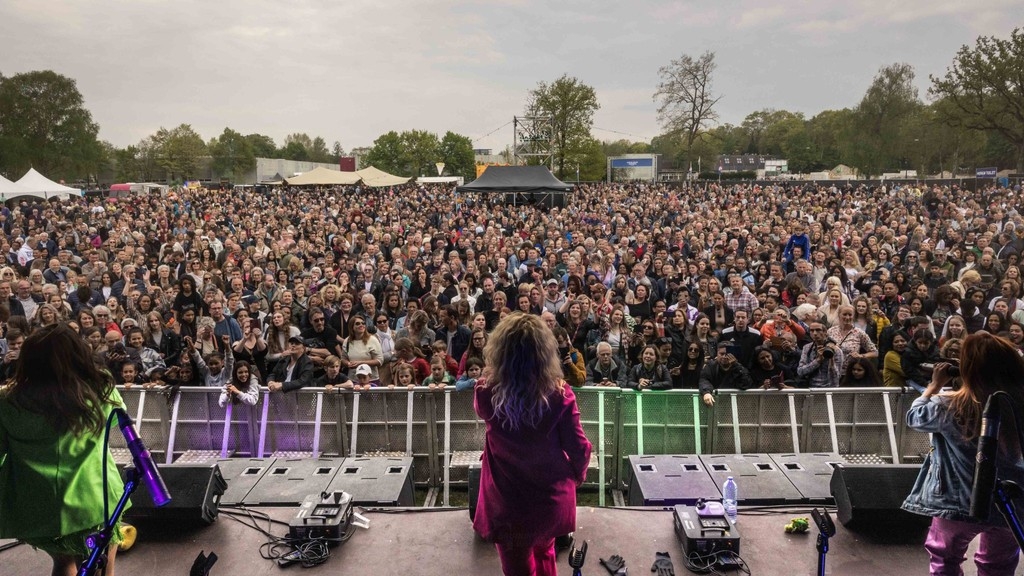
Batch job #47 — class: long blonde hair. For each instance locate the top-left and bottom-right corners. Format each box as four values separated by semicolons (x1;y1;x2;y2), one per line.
483;313;564;431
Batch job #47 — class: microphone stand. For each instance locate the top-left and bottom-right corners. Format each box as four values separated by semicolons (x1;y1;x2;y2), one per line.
993;480;1024;550
78;468;140;576
811;508;835;576
977;392;1024;551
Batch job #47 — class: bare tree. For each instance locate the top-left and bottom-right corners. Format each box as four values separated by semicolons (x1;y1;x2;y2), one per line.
653;51;722;151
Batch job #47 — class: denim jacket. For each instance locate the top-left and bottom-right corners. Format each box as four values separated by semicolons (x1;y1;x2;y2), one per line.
901;394;1024;524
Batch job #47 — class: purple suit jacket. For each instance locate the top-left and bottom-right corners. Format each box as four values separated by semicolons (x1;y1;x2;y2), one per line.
472;382;592;546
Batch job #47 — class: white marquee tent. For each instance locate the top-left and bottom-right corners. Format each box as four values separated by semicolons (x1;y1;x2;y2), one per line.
0;174;35;200
282;166;410;187
283;167;361;186
14;168;82;199
356;166;410;187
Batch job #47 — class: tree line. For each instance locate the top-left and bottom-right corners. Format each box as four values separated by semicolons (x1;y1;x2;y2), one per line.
1;28;1020;185
522;28;1023;179
108;127;348;184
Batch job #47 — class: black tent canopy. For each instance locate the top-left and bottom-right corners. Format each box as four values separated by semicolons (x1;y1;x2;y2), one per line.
457;166;572;207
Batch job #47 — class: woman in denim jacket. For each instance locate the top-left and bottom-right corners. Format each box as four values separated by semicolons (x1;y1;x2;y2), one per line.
901;331;1024;575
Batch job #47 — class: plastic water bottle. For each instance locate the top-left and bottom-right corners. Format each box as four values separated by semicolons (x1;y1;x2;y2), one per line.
723;476;738;524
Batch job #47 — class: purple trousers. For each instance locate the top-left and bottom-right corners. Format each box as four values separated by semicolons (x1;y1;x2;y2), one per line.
495;539;557;576
924;516;1020;575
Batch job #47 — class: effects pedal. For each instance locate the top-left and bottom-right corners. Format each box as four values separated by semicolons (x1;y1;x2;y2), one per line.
673;502;741;558
288;491;353;541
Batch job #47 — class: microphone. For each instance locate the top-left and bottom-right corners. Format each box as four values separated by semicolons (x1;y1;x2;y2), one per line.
115;408;172;507
970;395;1000;520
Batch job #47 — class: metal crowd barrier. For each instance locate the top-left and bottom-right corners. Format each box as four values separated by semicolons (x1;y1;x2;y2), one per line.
116;385;932;507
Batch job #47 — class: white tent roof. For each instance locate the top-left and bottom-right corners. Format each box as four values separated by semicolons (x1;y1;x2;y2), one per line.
355;166;410;187
0;174;36;200
283;167;361;186
281;165;410;187
14;168;82;199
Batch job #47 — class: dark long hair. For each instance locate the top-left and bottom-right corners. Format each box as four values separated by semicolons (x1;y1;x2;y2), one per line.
6;323;116;435
840;357;882;387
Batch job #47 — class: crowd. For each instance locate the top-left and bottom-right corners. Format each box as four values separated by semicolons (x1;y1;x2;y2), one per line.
0;179;1023;406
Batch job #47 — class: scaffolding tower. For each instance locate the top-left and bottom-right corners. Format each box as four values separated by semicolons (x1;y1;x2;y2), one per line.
512;116;555;169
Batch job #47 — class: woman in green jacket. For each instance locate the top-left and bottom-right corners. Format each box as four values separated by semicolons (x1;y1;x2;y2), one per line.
0;324;127;575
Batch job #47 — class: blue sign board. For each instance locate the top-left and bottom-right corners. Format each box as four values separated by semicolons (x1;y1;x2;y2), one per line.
610;158;653;168
976;167;998;178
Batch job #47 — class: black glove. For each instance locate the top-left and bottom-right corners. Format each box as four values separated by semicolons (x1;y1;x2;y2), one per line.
601;554;627;576
651;551;674;576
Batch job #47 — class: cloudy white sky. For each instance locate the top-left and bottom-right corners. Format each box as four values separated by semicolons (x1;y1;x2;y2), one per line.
2;0;1021;154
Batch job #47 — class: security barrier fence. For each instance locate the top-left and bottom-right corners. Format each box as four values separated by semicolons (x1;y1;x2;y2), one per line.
113;386;932;506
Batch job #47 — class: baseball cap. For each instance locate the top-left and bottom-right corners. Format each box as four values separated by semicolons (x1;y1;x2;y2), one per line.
287;336;305;345
545;278;559;287
355;364;372;376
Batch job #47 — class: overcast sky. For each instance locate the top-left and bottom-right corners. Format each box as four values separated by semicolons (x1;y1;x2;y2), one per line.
2;0;1022;154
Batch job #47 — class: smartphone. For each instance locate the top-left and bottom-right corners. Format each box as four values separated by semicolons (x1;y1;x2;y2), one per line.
725;344;741;357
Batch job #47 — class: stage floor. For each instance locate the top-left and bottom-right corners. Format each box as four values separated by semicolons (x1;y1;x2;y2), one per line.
1;506;1006;575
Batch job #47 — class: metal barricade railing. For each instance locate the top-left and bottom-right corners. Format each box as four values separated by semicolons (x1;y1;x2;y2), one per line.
436;389;486;505
708;390;802;454
255;389;322;457
116;385;933;494
113;387;172;463
574;387;621;505
343;388;436;486
606;389;710;493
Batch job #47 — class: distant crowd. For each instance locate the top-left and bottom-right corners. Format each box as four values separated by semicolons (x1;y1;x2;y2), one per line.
1;178;1022;406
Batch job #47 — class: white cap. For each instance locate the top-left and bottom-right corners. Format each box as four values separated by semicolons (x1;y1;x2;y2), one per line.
355;364;372;376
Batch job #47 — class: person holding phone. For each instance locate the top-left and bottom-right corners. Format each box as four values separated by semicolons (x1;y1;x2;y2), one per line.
901;332;1024;575
750;346;793;390
699;341;755;405
552;326;586;388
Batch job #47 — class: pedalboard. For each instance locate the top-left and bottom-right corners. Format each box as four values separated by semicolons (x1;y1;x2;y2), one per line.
673;502;741;557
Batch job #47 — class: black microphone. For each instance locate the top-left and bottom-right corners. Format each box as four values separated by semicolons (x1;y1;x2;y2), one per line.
115;408;172;507
970;395;1000;520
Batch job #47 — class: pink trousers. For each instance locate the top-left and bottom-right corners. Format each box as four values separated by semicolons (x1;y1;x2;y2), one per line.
924;516;1020;575
495;539;557;576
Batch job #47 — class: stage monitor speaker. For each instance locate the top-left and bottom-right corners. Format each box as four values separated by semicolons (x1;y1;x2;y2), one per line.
700;453;803;505
627;455;721;506
326;457;414;507
124;463;226;525
830;463;930;535
245;458;344;505
214;458;276;506
769;453;843;503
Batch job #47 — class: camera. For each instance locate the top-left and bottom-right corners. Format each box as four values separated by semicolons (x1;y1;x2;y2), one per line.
821;346;835;360
944;360;960;378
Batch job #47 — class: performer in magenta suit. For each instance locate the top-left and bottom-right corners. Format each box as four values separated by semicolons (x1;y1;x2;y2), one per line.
473;312;592;576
